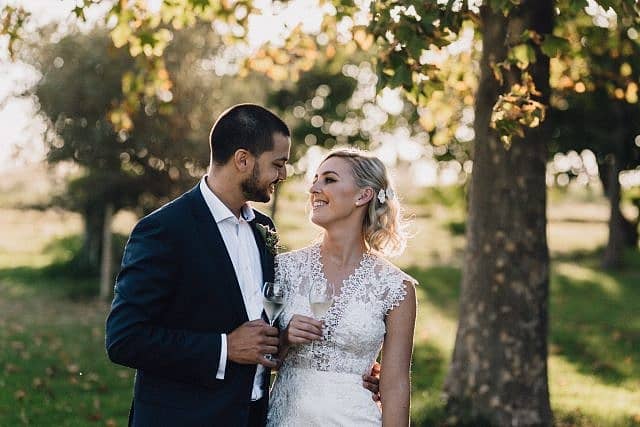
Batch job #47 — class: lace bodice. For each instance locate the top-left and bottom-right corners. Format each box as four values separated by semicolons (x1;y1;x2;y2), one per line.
274;243;416;376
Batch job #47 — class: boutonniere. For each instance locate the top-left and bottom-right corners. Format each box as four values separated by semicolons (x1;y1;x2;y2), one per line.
255;222;281;256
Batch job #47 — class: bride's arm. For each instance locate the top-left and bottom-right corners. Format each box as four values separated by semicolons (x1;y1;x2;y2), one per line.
380;280;417;427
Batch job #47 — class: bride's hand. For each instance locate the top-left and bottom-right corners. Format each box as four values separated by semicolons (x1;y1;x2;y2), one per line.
283;314;323;345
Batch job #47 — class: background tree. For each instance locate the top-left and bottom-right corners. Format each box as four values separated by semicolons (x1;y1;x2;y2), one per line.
26;23;271;280
549;8;640;268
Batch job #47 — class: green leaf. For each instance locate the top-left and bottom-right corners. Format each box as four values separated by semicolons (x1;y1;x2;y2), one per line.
567;0;589;14
72;6;86;21
509;44;536;69
406;36;423;59
541;35;570;57
389;65;412;88
397;24;416;44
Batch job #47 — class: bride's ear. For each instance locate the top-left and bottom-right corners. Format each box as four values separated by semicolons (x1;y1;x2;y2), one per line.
356;187;374;206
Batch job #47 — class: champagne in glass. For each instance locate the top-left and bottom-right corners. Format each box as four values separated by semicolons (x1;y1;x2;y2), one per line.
262;281;285;362
309;281;334;356
310;300;332;319
308;281;335;319
262;281;285;326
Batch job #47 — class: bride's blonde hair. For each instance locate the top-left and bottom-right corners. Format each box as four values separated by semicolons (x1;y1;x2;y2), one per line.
321;148;409;257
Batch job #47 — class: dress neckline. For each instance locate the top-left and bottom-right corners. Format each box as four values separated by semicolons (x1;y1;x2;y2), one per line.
309;243;375;314
313;243;372;294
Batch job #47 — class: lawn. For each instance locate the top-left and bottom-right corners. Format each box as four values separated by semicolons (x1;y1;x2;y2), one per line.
0;177;639;426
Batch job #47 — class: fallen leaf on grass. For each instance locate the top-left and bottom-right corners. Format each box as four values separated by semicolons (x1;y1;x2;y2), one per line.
32;377;44;388
87;412;102;422
5;363;20;373
117;370;131;379
10;340;25;350
10;323;25;333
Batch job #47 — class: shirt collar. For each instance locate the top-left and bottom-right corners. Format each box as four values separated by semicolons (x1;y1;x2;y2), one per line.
199;176;255;223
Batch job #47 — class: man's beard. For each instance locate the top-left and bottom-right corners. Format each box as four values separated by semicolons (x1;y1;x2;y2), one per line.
241;162;273;203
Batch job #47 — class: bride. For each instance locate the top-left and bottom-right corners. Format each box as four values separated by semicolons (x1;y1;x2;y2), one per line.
267;149;417;426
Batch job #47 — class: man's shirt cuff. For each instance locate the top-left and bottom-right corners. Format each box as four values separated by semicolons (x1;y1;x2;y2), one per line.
216;333;227;379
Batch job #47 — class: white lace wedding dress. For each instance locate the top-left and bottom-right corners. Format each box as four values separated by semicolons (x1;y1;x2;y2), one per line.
266;243;416;426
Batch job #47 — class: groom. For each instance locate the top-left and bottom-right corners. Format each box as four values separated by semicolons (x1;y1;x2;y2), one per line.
106;104;290;426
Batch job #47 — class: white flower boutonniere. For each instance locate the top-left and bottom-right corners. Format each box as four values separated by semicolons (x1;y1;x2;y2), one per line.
255;223;281;256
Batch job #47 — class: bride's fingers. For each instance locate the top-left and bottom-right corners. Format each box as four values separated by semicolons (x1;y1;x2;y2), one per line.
287;325;323;343
289;332;320;343
290;315;323;329
289;323;323;338
290;319;323;335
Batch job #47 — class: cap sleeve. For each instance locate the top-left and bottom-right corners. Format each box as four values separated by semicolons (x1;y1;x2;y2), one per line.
371;260;418;314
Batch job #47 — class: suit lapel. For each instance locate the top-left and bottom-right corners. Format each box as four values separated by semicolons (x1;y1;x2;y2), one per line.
249;218;275;325
186;185;249;324
249;219;275;285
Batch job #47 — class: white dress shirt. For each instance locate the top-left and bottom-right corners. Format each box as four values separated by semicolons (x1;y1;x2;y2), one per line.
199;177;266;401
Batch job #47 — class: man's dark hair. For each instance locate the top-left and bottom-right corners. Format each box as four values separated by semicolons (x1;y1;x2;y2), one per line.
209;104;290;165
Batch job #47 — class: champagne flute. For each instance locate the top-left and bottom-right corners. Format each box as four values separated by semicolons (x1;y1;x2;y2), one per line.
309;281;334;355
309;281;334;319
262;281;285;361
262;281;285;326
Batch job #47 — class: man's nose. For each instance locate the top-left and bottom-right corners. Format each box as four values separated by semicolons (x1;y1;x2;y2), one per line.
279;165;288;181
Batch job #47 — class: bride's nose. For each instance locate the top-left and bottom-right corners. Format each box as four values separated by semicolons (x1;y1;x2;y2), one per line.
309;181;320;194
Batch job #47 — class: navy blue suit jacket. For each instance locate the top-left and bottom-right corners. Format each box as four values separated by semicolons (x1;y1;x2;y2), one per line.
106;185;275;427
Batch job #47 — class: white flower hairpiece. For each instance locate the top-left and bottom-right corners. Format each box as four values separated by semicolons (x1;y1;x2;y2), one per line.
377;188;395;204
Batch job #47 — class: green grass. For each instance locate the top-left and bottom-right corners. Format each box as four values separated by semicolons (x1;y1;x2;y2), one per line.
401;254;640;427
0;268;133;426
1;178;639;426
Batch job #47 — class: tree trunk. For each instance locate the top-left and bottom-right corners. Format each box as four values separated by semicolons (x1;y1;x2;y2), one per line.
443;3;553;426
78;203;104;274
598;101;639;261
602;153;627;269
100;203;114;300
599;160;639;251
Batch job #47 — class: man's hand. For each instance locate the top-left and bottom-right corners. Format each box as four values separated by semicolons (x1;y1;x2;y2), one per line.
362;361;381;402
282;314;323;346
227;319;279;368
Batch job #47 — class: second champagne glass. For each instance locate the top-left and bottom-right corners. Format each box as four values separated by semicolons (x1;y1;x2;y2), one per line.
308;281;334;355
309;281;335;319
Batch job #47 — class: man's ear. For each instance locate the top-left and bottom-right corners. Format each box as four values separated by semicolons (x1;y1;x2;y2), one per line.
356;187;374;206
233;149;254;173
